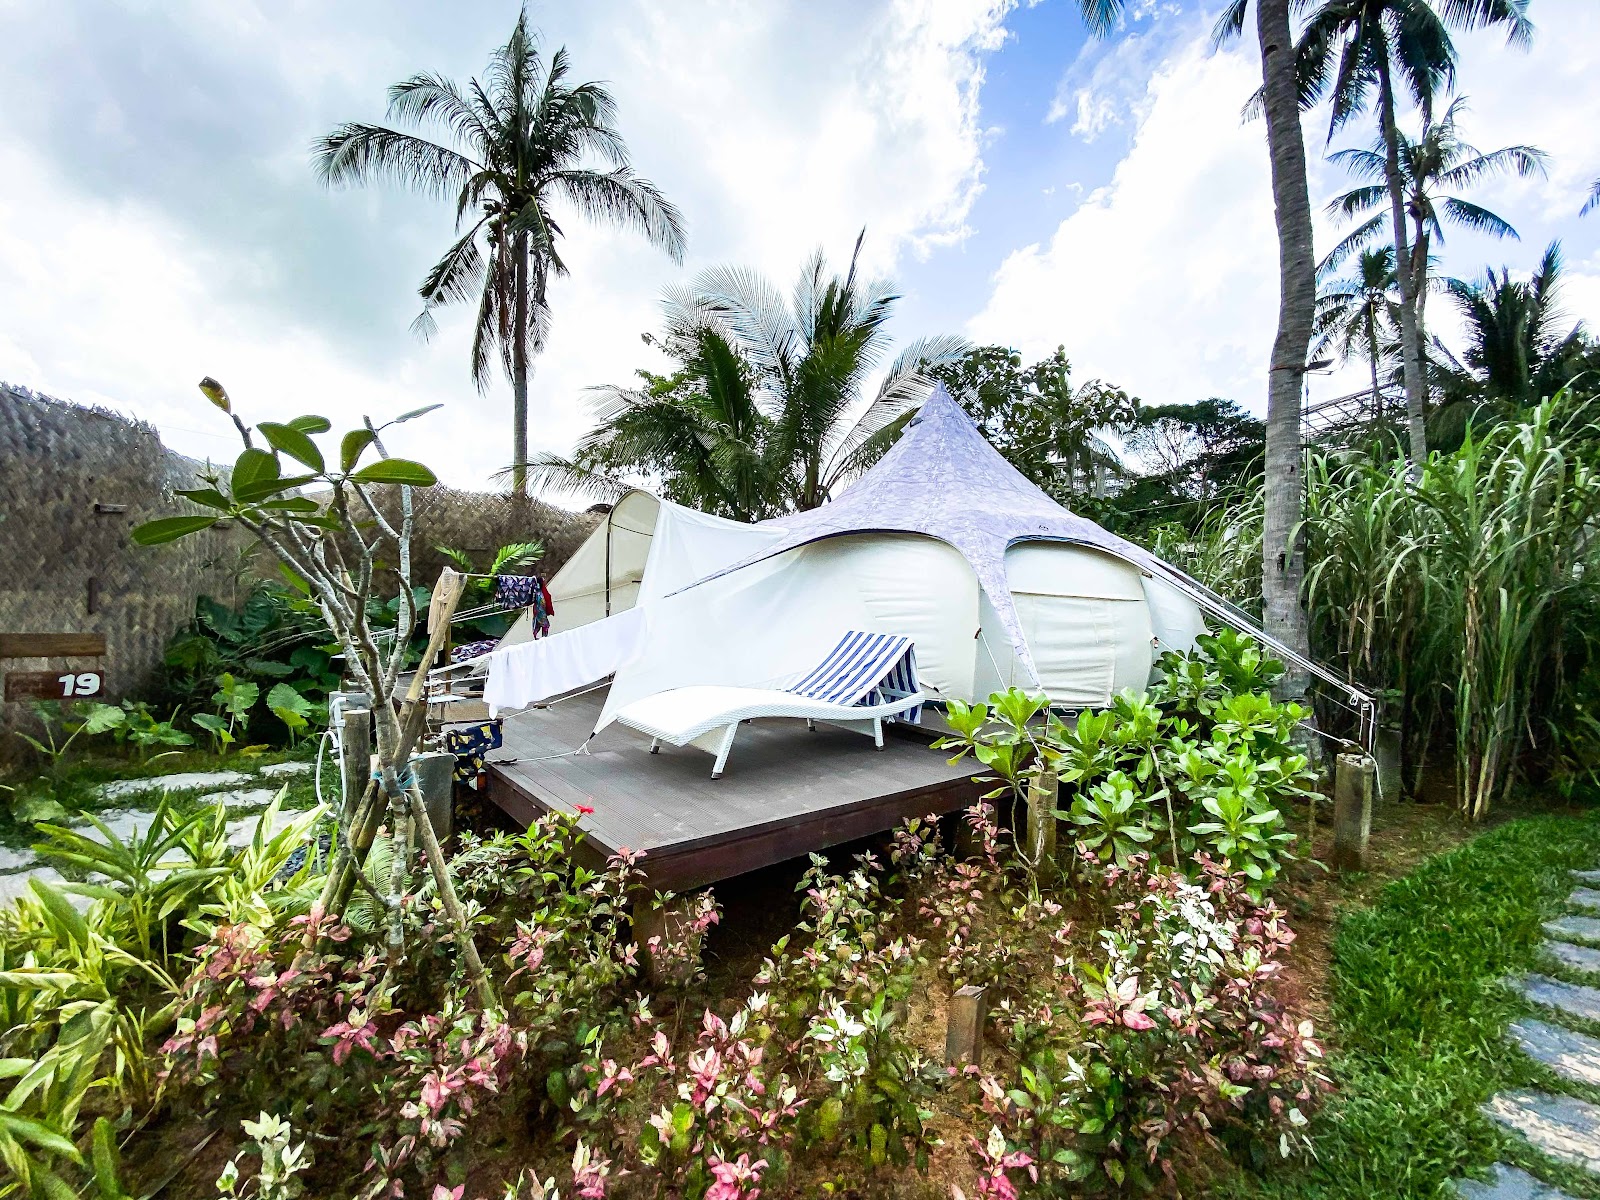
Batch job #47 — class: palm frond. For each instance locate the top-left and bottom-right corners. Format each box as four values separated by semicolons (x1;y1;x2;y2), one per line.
312;124;481;199
519;453;633;505
1437;197;1519;241
552;168;688;263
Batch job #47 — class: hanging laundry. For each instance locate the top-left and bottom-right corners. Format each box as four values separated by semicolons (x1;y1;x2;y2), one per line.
449;638;499;664
493;573;554;638
494;574;541;609
443;719;503;784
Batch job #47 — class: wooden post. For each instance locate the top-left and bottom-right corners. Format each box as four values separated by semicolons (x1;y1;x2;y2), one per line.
945;984;988;1066
1332;752;1375;872
1026;769;1058;872
411;750;455;844
1374;725;1402;805
338;708;371;829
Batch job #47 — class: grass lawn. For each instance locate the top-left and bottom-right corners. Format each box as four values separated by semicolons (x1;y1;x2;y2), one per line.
1230;803;1600;1199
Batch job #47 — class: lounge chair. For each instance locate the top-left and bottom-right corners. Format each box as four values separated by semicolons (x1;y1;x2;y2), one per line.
613;631;925;778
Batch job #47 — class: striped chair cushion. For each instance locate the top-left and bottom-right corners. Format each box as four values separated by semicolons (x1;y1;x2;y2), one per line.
784;631;922;723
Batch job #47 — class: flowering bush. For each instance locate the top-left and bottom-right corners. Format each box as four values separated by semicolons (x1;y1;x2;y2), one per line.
565;994;803;1198
754;852;943;1172
161;812;648;1199
967;852;1327;1195
163;905;528;1199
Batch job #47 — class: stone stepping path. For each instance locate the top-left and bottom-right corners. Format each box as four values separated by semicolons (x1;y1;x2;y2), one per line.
1522;975;1600;1024
259;760;314;778
1485;1090;1600;1171
1453;870;1600;1196
3;762;317;912
1570;888;1600;913
1545;915;1600;945
1511;1019;1600;1088
97;769;253;800
1456;1162;1578;1199
1545;940;1600;977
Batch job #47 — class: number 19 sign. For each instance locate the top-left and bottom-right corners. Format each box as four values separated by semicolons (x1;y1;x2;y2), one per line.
3;671;105;702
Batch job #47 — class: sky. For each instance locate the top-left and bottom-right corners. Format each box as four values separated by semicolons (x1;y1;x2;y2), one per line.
0;0;1596;489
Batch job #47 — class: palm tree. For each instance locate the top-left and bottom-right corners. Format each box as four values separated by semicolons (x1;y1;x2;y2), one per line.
533;234;967;518
1296;0;1533;474
1073;0;1321;701
313;10;686;493
1321;97;1545;359
1313;246;1401;420
1435;241;1587;407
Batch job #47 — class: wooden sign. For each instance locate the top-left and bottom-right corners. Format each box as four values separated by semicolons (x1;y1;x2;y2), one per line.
0;633;107;658
4;670;105;701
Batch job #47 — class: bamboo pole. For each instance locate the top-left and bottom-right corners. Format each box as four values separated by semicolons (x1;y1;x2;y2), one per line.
316;568;465;924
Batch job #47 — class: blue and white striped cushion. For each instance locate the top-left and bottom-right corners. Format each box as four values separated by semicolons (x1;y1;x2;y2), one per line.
784;631;922;723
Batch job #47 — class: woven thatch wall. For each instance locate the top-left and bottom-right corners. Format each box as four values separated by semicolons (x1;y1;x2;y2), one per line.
361;486;601;584
0;384;248;739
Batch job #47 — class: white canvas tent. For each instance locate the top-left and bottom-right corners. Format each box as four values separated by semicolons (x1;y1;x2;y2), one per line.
482;387;1370;740
500;491;784;645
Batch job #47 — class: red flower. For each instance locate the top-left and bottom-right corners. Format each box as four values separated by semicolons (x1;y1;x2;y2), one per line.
575;803;595;815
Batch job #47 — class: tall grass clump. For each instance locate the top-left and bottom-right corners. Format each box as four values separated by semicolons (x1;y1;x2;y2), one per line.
1303;389;1600;818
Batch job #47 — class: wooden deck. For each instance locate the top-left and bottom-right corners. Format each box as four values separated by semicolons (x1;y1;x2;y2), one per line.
483;690;982;892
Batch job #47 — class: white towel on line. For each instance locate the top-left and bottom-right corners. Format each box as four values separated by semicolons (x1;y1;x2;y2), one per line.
483;606;648;717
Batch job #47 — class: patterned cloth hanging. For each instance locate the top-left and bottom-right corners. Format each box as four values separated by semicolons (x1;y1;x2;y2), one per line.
493;574;554;638
443;719;503;784
449;638;499;664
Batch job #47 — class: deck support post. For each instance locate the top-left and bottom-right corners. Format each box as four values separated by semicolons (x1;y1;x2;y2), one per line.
945;984;988;1066
337;708;371;830
1332;752;1375;872
411;751;455;844
1025;769;1059;874
1374;725;1402;805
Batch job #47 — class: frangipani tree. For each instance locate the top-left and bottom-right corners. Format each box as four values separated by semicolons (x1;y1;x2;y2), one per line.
133;378;494;1005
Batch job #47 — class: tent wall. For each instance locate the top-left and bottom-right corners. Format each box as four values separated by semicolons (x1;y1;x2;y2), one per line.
598;533;979;730
974;543;1158;708
546;491;659;637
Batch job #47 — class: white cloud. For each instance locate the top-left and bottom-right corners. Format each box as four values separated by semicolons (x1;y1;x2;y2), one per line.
972;32;1286;408
977;0;1600;414
0;0;1018;487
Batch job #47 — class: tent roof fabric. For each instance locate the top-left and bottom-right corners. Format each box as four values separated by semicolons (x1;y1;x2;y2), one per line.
680;385;1170;684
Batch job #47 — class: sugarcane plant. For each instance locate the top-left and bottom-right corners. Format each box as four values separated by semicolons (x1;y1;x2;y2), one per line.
132;377;495;1005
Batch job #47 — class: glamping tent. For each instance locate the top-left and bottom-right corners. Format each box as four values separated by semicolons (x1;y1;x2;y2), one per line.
482;387;1368;738
485;388;1203;715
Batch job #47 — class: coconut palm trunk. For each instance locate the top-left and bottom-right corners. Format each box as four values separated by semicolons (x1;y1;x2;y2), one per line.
512;231;531;494
1376;57;1429;472
1368;315;1383;420
1257;0;1317;705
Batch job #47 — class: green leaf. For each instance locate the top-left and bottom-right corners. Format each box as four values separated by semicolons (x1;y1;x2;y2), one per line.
260;496;320;514
285;415;332;435
230;446;280;496
340;429;376;472
28;877;89;948
267;682;313;718
352;459;438;487
174;487;232;511
258;422;325;472
236;473;318;505
0;1111;83;1160
91;1117;127;1200
394;403;443;424
198;377;231;412
132;515;217;545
